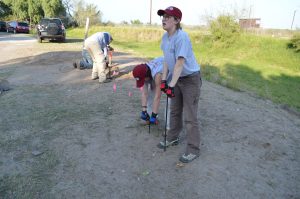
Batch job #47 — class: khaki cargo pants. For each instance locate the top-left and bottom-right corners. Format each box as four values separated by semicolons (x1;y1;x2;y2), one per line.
167;72;202;155
85;37;106;82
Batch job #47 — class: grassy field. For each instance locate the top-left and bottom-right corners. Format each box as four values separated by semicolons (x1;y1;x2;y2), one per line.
67;26;300;112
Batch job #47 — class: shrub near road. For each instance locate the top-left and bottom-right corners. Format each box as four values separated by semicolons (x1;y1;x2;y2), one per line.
68;26;300;112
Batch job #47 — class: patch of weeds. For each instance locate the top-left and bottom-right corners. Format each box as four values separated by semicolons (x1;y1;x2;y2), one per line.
201;63;221;82
222;78;242;92
266;180;277;189
0;68;15;79
0;150;59;198
0;85;96;150
75;138;88;148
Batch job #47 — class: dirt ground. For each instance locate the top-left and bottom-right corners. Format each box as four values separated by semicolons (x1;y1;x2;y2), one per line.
0;33;300;199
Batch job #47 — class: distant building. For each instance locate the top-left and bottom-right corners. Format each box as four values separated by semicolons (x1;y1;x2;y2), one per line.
239;18;261;29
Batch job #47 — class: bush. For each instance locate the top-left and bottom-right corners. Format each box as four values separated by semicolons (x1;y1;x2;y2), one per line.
209;15;240;47
130;19;143;25
287;33;300;52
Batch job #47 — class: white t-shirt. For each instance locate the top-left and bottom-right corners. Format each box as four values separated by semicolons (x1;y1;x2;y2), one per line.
146;56;164;79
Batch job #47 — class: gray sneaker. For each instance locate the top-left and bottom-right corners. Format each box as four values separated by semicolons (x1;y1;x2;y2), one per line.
179;153;199;163
157;138;179;149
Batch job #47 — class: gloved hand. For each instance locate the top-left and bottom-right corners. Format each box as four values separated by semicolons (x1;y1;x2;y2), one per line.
160;80;168;93
166;86;175;98
140;111;150;121
149;113;158;125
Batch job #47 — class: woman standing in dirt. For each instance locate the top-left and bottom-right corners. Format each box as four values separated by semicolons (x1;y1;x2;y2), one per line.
157;6;202;163
84;32;113;83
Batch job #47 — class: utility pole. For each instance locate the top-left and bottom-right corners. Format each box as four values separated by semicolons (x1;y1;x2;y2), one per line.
150;0;152;25
291;10;297;30
248;5;252;28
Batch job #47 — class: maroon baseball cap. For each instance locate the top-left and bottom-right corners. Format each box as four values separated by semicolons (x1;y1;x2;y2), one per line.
133;64;148;88
157;6;182;20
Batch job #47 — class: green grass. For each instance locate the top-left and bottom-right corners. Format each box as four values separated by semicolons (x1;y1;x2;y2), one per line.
0;150;59;198
0;69;15;79
67;26;300;111
197;34;300;109
0;85;100;198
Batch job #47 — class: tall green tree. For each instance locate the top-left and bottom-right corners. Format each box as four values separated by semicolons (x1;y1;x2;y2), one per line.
62;0;73;18
3;0;28;20
14;0;28;20
0;1;12;18
41;0;65;17
1;0;68;24
28;0;43;24
1;0;12;7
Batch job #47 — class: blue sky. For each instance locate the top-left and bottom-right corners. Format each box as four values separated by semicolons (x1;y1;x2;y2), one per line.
85;0;300;29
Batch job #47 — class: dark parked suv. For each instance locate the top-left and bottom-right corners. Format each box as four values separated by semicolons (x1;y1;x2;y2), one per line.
36;18;66;43
6;21;29;33
0;21;7;32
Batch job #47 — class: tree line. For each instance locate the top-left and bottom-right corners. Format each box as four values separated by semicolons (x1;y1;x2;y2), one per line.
0;0;102;27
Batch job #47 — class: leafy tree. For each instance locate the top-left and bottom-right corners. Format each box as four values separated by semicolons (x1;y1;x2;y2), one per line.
16;0;28;19
28;0;43;24
1;0;12;7
41;0;65;18
0;1;12;18
62;0;73;17
1;0;65;23
3;0;29;20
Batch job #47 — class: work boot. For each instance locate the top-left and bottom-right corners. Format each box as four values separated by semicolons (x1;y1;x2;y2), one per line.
79;61;86;70
73;62;77;68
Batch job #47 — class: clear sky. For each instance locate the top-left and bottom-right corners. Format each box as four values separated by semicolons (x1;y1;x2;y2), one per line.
85;0;300;29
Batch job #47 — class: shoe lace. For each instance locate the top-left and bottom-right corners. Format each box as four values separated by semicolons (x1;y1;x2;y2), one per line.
184;154;196;160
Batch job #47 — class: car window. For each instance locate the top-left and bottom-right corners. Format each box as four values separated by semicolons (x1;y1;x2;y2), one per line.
40;19;49;26
50;19;62;25
18;22;28;27
39;19;62;26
